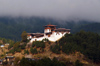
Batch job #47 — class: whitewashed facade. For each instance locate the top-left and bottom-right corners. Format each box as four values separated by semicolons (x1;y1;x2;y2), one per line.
27;24;70;43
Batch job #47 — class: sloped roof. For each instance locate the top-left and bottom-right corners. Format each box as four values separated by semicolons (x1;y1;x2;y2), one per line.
54;28;70;32
45;27;51;29
28;33;44;38
44;24;57;27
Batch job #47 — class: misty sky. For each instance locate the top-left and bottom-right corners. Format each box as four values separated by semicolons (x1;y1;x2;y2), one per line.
0;0;100;22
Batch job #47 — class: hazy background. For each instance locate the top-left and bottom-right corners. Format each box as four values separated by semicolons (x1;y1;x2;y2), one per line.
0;0;100;41
0;0;100;22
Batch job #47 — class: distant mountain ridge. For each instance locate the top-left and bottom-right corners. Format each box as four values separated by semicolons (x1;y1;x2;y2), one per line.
0;16;100;41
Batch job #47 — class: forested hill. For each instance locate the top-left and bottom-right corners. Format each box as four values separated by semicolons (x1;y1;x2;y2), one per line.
0;16;100;41
57;31;100;63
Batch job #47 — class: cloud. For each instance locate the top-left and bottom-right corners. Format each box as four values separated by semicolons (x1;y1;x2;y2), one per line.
0;0;100;22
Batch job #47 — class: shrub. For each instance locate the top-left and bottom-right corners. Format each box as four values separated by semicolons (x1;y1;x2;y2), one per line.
20;43;26;49
50;44;61;54
30;47;38;54
75;60;83;66
32;41;45;48
9;49;15;54
24;49;29;54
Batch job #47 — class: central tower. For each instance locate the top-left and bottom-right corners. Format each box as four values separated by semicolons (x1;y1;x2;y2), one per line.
44;24;56;33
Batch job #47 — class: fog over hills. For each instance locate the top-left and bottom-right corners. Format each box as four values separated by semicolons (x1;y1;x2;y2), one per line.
0;0;100;22
0;16;100;41
0;0;100;40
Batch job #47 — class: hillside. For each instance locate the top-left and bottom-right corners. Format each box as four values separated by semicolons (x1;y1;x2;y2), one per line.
1;31;100;66
0;17;100;41
1;41;97;66
0;38;14;59
72;23;100;34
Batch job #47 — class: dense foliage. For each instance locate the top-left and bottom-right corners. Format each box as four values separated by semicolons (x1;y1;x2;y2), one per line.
0;37;14;44
30;47;38;54
19;57;83;66
8;31;28;54
58;31;100;62
24;49;29;54
0;17;59;41
75;60;83;66
9;42;27;54
19;57;66;66
0;37;15;50
50;44;61;54
21;31;27;42
32;41;45;48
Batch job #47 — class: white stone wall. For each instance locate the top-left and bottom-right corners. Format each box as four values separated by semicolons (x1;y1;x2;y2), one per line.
27;36;32;40
47;32;66;42
30;36;45;43
29;32;67;43
44;29;51;33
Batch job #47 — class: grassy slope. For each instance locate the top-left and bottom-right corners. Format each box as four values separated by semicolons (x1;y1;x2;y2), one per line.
9;42;98;66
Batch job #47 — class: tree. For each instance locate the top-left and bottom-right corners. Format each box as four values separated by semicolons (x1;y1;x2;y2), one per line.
14;57;20;65
59;31;100;62
24;49;29;54
51;44;61;54
32;42;36;47
13;42;20;48
20;43;27;49
75;60;83;66
21;31;27;42
30;47;38;54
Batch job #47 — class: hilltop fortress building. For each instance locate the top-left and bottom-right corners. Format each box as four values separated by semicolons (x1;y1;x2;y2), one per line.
27;24;70;43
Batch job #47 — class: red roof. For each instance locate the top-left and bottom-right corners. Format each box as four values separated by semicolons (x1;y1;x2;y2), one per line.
27;35;31;36
57;28;70;30
44;24;57;27
54;28;70;31
45;27;51;29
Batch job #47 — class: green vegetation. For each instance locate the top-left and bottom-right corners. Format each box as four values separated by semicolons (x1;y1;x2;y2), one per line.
57;30;100;63
0;37;15;50
30;47;38;54
13;42;21;52
8;42;15;49
50;44;61;54
42;38;49;42
14;57;20;65
32;41;45;48
24;49;29;54
8;31;28;54
0;37;14;44
20;43;27;49
0;17;55;41
75;60;83;66
21;31;27;42
20;57;66;66
9;42;27;54
19;57;84;66
9;49;15;54
1;17;100;41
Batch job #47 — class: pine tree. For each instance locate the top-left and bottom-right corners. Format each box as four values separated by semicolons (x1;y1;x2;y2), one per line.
21;31;27;42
